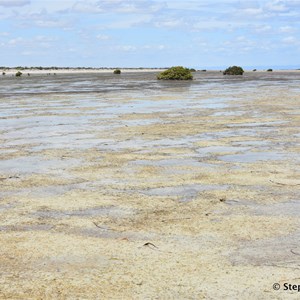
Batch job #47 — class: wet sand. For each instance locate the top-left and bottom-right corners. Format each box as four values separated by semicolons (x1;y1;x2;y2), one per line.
0;71;300;299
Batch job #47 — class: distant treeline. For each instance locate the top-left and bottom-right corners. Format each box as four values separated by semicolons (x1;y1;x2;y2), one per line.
0;66;165;70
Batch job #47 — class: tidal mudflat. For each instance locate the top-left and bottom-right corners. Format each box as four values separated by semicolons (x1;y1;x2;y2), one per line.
0;71;300;299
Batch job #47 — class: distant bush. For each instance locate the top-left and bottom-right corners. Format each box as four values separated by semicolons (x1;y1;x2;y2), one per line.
15;71;22;77
223;66;244;75
267;69;273;72
157;66;193;80
113;69;121;74
253;69;257;72
2;72;5;75
201;69;207;72
189;68;196;72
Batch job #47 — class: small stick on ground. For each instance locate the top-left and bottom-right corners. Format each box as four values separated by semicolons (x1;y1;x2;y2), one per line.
161;217;191;222
290;249;300;256
143;242;159;250
269;179;300;186
93;221;108;230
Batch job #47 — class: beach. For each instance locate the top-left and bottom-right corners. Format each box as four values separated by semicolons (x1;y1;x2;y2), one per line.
0;70;300;299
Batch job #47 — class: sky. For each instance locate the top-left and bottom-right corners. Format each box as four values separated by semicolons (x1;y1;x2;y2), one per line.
0;0;299;69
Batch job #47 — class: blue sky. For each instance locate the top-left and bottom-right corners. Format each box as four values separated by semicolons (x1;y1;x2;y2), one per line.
0;0;299;69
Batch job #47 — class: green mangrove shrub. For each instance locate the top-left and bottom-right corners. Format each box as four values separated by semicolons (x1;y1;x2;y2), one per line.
157;66;193;80
113;69;121;74
15;71;22;77
267;68;273;72
223;66;244;75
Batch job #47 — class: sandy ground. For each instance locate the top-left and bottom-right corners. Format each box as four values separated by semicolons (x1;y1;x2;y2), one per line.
0;71;300;299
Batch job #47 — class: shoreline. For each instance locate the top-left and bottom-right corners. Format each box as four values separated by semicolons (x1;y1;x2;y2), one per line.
1;68;299;76
0;68;165;76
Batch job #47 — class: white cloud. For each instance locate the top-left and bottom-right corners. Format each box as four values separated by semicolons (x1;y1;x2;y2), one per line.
72;1;103;14
33;19;71;28
117;45;137;52
8;37;25;45
279;26;295;33
221;35;258;54
67;48;77;52
254;25;272;33
142;44;166;50
96;14;152;30
282;36;299;45
104;0;165;13
239;7;263;16
0;0;30;7
96;34;110;40
13;8;75;29
157;45;165;50
21;50;34;56
192;20;239;31
8;35;57;49
71;0;164;14
113;44;167;53
154;19;184;29
265;0;289;12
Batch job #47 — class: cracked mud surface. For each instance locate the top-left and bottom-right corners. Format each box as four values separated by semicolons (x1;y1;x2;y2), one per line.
0;71;300;299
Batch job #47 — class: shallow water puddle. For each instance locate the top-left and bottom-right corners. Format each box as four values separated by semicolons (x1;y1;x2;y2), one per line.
142;184;228;202
224;199;300;216
0;156;81;175
219;151;289;163
231;140;270;147
18;182;92;198
227;121;288;127
212;111;246;117
196;145;250;157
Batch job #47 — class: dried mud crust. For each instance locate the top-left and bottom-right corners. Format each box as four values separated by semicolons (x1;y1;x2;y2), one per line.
0;72;300;299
